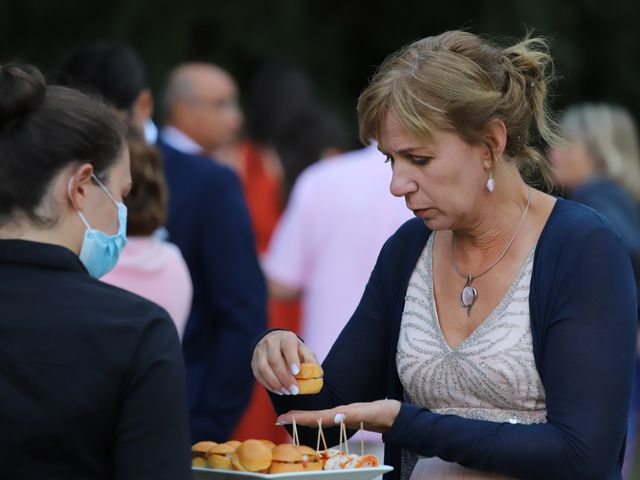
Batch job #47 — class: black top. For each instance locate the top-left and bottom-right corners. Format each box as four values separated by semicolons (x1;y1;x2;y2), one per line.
0;239;191;479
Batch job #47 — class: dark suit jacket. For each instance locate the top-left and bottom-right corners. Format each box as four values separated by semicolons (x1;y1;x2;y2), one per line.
158;138;267;442
0;239;191;479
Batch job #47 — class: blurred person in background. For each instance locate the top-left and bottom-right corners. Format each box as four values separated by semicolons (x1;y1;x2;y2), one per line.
52;42;192;338
232;64;348;443
102;134;192;337
549;104;640;278
51;41;157;142
159;62;267;442
261;142;412;456
549;103;640;475
0;63;190;479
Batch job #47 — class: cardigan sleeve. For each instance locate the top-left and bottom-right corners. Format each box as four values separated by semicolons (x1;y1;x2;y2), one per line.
383;226;637;479
268;227;398;448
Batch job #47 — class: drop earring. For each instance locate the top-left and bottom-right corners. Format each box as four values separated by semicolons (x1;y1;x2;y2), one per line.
486;171;495;192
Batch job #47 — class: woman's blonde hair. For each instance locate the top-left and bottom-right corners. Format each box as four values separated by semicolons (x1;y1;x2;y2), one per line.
560;103;640;200
358;30;560;190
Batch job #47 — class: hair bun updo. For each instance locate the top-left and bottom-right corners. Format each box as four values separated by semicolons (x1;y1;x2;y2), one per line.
0;64;46;128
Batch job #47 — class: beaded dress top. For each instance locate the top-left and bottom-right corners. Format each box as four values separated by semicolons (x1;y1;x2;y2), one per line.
396;234;546;479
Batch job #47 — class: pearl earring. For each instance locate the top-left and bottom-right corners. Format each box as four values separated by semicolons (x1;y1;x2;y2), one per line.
486;171;495;192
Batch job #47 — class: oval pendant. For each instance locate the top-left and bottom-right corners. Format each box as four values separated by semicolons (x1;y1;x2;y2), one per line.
461;286;477;308
459;275;477;317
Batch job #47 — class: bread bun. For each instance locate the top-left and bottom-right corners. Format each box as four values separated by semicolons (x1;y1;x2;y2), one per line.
297;377;324;394
231;439;272;472
260;439;276;449
269;444;304;473
272;444;303;462
295;363;323;394
192;457;207;467
216;442;238;453
225;440;242;450
296;363;323;379
191;441;217;458
206;443;235;470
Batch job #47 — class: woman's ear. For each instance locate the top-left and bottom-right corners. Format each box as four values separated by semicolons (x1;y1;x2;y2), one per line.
66;163;95;211
481;118;507;169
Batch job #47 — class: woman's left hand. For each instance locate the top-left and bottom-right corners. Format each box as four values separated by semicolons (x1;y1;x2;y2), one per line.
276;399;402;434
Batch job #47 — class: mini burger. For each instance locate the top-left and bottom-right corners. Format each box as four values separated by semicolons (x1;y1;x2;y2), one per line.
269;444;304;473
206;442;235;470
269;444;324;473
231;439;273;472
260;439;276;449
296;445;324;471
225;440;242;450
192;441;217;467
295;363;324;394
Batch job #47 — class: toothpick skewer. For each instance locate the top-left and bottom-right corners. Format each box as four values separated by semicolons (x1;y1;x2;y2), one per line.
341;420;349;456
319;418;328;451
361;422;364;457
292;417;300;446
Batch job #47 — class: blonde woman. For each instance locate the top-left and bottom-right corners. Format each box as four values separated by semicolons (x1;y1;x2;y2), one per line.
549;103;640;288
251;31;637;479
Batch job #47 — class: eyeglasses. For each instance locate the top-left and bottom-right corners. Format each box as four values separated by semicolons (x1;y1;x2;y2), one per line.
186;96;240;113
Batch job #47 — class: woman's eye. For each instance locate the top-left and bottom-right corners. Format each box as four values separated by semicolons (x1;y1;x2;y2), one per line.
412;157;432;166
384;155;394;165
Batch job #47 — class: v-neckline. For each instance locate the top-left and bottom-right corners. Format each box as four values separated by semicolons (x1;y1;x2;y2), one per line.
425;234;536;351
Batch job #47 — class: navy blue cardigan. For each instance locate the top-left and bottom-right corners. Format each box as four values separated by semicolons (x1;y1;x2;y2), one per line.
270;199;637;479
158;139;268;442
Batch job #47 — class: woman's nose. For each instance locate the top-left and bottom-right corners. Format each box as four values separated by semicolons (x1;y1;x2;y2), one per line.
390;164;416;198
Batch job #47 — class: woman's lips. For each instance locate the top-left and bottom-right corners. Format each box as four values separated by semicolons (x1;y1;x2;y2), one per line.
411;207;432;217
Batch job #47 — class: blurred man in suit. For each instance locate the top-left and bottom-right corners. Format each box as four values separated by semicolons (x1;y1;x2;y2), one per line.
158;63;267;442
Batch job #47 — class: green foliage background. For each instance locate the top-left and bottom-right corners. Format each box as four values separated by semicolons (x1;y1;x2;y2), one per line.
1;0;639;144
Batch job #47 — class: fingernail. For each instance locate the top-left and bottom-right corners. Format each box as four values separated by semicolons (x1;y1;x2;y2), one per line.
274;389;283;396
290;384;299;395
291;363;300;375
276;417;290;425
334;413;346;424
280;388;290;395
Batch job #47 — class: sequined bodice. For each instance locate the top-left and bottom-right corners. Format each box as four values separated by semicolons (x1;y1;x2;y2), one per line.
397;234;547;424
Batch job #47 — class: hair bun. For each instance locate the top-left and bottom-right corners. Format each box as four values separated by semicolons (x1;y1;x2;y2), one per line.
0;64;46;127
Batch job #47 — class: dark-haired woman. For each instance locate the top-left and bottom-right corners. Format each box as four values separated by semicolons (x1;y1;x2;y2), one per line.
0;64;190;479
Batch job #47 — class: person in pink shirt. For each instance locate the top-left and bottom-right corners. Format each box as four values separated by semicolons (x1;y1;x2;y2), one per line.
263;143;412;453
102;136;192;337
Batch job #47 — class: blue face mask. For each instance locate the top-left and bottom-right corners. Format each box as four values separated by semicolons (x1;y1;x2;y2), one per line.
72;174;128;278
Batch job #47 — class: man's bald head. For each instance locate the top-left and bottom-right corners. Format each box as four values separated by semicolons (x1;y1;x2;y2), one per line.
163;62;242;153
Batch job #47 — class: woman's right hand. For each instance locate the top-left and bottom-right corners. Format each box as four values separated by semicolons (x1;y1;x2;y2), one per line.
251;330;319;396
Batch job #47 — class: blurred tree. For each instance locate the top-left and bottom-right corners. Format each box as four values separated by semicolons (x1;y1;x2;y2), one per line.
1;0;638;145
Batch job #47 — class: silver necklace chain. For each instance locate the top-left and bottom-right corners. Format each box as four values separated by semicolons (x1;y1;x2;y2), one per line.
450;186;532;315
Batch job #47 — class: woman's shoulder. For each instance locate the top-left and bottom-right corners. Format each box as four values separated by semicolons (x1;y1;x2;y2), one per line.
542;197;620;243
83;276;176;332
538;197;624;260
